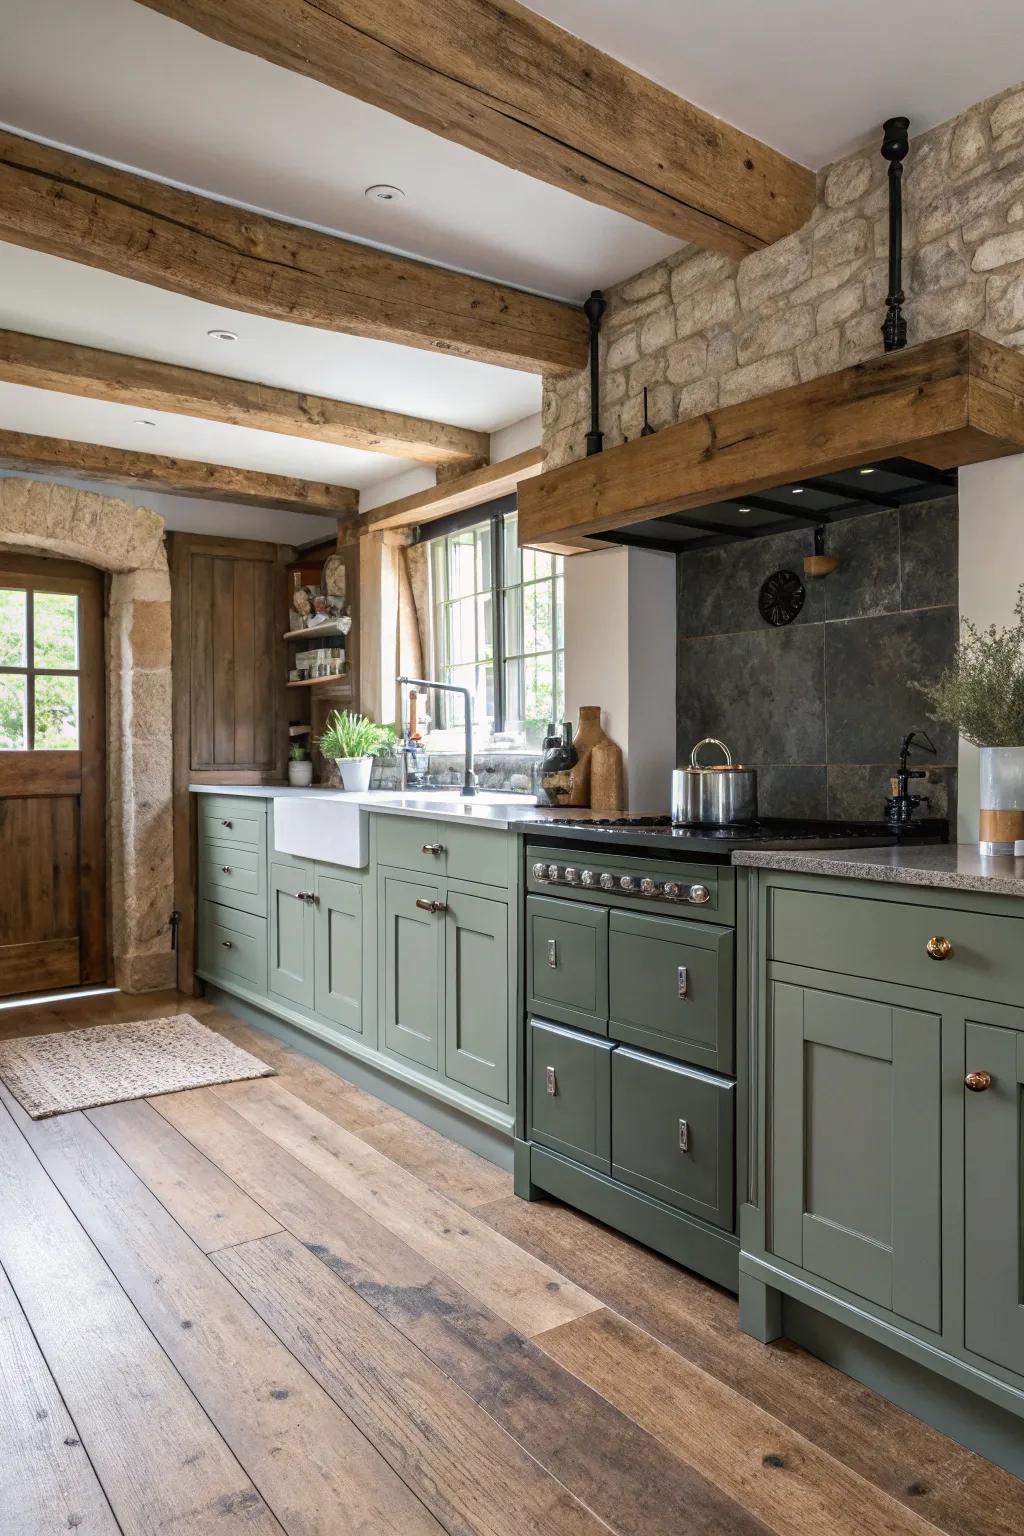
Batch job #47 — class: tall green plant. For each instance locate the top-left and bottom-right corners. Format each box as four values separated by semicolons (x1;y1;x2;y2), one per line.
919;586;1024;747
319;710;396;760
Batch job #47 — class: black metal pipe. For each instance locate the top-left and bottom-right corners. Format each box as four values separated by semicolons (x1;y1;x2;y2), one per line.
881;116;910;352
583;289;606;456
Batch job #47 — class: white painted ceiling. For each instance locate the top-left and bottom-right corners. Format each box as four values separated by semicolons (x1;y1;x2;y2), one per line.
1;0;1021;503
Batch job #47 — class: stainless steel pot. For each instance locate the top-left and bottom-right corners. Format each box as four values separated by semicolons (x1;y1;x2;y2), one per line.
671;738;758;826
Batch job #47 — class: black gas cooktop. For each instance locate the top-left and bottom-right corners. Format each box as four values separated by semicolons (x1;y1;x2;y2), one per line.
523;814;949;862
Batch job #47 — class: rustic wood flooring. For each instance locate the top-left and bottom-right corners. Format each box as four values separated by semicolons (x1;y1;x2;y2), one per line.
1;989;1021;1536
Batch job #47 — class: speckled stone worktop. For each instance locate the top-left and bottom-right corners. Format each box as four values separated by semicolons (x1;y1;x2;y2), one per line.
732;844;1024;898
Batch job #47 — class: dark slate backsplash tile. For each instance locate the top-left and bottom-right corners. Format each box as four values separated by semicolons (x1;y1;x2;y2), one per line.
677;525;823;638
900;495;958;611
827;763;956;821
757;765;828;819
822;510;900;621
825;607;959;766
677;624;826;766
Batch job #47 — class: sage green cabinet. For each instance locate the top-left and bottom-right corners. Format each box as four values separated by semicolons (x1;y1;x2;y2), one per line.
526;894;608;1034
382;873;443;1070
444;888;509;1101
769;979;942;1331
314;873;363;1037
528;1019;613;1172
269;860;315;1010
964;1020;1024;1376
609;910;733;1073
198;899;267;994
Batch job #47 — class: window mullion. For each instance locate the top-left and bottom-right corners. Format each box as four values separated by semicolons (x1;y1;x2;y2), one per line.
25;588;35;750
493;512;505;735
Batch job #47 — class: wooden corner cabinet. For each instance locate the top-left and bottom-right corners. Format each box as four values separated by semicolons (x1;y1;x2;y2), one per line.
739;867;1024;1467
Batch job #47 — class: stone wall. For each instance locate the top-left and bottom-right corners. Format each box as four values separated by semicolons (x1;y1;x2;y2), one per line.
543;82;1024;468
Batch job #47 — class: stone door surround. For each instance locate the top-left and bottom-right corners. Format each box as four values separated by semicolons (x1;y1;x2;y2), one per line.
0;478;175;991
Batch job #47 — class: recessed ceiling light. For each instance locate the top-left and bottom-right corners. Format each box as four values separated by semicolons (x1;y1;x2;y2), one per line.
135;419;156;427
207;328;238;342
737;506;751;515
364;183;406;204
859;467;876;475
791;487;805;494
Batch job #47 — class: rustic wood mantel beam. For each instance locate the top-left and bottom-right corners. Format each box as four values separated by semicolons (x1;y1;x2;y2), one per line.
0;428;358;515
137;0;815;255
0;129;587;375
0;329;490;467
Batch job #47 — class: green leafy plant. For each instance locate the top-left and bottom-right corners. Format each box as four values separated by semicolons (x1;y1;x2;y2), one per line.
919;586;1024;747
288;742;308;761
319;710;394;760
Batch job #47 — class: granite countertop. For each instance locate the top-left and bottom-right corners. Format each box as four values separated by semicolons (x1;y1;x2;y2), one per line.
189;783;553;829
732;844;1024;898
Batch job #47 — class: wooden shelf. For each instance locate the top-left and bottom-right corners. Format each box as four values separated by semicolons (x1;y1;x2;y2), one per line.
286;674;350;689
283;622;347;640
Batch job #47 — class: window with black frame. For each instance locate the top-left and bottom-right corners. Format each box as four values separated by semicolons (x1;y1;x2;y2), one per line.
426;497;564;750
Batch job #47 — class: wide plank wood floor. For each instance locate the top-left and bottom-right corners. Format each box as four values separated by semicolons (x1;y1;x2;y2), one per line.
1;988;1021;1536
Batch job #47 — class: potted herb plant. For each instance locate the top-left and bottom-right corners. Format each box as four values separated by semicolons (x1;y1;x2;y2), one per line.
287;742;313;788
920;586;1024;854
319;710;395;792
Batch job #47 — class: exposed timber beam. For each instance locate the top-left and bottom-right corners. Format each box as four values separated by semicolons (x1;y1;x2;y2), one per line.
517;333;1024;548
0;330;490;466
360;447;545;532
0;429;357;515
137;0;815;256
0;129;587;375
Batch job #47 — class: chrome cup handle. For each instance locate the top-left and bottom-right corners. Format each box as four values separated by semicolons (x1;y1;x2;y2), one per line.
690;737;733;769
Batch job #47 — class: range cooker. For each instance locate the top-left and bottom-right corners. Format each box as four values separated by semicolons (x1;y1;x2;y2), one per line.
516;814;947;1291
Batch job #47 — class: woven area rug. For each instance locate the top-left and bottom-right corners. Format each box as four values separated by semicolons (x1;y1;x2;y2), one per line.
0;1013;273;1119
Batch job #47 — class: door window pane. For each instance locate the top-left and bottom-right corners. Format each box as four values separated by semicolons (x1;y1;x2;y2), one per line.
0;674;27;749
34;592;79;670
34;674;80;750
0;588;26;667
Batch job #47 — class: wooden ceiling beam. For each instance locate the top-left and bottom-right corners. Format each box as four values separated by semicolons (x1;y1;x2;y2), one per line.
517;332;1024;548
0;330;490;466
138;0;815;256
0;129;587;375
0;429;357;515
361;447;545;531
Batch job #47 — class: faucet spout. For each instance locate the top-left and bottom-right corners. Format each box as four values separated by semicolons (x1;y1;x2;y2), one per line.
397;676;477;796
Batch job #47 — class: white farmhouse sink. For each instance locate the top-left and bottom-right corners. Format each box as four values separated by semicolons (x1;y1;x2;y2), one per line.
273;794;367;868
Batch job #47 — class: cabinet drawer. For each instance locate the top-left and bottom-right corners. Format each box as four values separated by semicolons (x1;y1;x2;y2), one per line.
441;822;509;887
198;900;267;992
198;796;266;849
770;887;1024;1007
612;1048;734;1231
609;910;734;1073
375;815;448;876
199;841;266;916
526;895;608;1035
529;1019;613;1173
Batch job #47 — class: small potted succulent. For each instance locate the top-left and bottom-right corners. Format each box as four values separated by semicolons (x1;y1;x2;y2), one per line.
319;710;396;792
287;741;313;787
920;585;1024;854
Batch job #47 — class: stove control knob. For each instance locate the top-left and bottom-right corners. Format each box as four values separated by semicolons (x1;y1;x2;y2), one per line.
564;866;579;884
547;864;561;883
599;872;616;890
619;875;636;893
580;869;597;888
532;862;548;881
640;878;658;897
689;883;711;905
663;882;681;900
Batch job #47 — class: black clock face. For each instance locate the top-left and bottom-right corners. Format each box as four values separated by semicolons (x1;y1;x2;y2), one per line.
759;569;806;627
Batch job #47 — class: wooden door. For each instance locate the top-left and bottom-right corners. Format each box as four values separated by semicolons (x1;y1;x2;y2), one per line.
444;888;509;1101
381;873;442;1070
770;980;942;1331
964;1019;1024;1375
0;556;106;995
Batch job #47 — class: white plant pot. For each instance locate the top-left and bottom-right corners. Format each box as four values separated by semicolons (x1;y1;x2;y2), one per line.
287;759;313;787
979;745;1024;855
336;755;373;792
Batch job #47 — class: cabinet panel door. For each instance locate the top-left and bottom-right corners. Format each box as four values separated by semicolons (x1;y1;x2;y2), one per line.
382;875;442;1070
526;895;608;1035
268;861;315;1009
609;910;733;1073
964;1021;1024;1375
444;890;509;1102
771;981;941;1331
315;873;362;1037
528;1020;613;1173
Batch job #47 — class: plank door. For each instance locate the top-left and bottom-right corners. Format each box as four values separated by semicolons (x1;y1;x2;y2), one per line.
0;556;106;995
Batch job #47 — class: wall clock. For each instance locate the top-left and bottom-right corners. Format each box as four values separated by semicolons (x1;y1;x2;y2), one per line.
759;569;806;626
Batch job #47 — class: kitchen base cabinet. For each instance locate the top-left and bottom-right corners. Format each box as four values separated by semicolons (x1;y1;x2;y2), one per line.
445;889;509;1102
381;874;443;1070
269;860;315;1010
314;874;363;1037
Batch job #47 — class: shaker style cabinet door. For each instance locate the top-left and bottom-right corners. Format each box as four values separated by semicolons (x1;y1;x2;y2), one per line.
526;895;608;1035
314;873;363;1037
268;861;315;1009
443;890;509;1102
770;981;942;1332
608;910;734;1073
381;875;443;1070
964;1020;1024;1376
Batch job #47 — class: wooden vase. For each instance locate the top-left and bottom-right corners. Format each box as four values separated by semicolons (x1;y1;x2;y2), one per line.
566;705;609;807
590;738;625;814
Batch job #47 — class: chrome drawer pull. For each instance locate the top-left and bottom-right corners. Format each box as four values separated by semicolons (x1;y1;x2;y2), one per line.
547;938;558;969
415;898;447;914
221;865;233;875
678;1118;690;1154
422;843;445;856
221;819;233;829
221;939;233;950
677;965;688;998
545;1066;558;1096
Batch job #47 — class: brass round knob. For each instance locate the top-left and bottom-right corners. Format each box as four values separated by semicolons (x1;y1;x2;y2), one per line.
964;1070;993;1093
926;935;952;960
